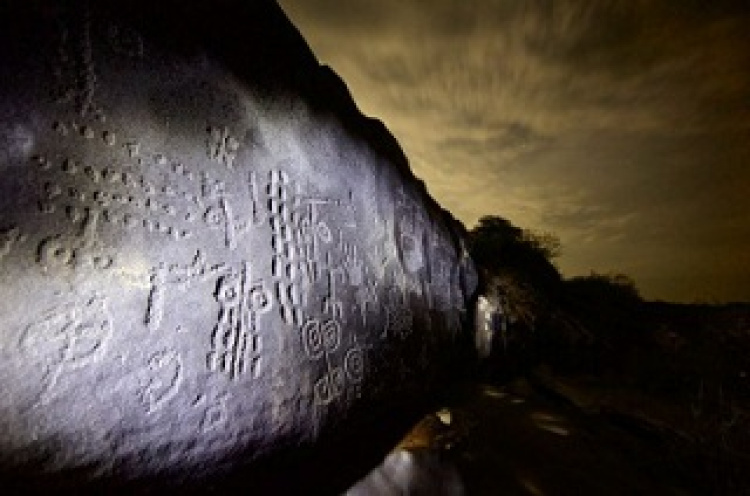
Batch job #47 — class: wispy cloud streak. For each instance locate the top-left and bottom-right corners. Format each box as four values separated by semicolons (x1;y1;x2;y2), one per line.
280;0;750;302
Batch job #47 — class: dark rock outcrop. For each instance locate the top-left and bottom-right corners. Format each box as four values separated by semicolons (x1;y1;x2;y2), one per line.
0;0;477;491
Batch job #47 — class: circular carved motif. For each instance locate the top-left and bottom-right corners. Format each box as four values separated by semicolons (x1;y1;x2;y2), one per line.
321;319;341;352
302;318;341;359
344;347;364;383
302;319;324;359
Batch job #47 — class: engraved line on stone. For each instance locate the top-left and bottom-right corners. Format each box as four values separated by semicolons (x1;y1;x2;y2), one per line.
139;349;183;414
207;261;271;380
0;226;25;263
199;392;230;433
145;251;229;331
248;171;266;226
207;126;240;168
344;346;365;384
36;207;111;271
18;294;113;405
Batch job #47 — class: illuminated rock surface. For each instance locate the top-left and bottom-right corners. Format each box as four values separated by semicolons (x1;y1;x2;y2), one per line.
0;0;476;491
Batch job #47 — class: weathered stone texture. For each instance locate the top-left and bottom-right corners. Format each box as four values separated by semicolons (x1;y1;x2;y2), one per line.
0;0;476;489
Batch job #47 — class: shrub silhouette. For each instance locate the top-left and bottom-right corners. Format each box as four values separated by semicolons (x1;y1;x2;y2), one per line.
468;215;649;377
468;216;564;377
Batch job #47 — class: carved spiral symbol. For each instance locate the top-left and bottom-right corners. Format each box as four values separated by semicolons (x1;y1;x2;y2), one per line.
330;367;345;396
314;368;345;406
322;319;341;352
302;320;324;359
302;319;341;359
344;348;364;382
314;374;331;404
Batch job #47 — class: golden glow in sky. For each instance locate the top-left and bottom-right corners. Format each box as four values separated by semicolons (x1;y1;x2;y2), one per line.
280;0;750;303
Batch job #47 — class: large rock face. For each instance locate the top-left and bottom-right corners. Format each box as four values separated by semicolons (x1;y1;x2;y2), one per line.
0;0;477;490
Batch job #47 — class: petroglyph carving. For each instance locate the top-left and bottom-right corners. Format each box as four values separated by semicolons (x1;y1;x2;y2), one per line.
339;234;364;287
37;201;56;214
267;169;305;326
67;185;86;201
153;153;168;167
355;281;379;328
207;126;240;168
248;171;267;226
206;198;238;249
35;143;194;239
66;205;87;223
52;121;69;137
429;245;460;312
145;251;228;331
323;256;346;323
37;236;75;268
41;179;62;200
18;294;113;405
298;200;333;249
0;226;25;263
41;180;62;201
198;172;253;250
399;228;424;274
0;0;482;479
207;261;272;380
307;247;357;406
78;124;95;140
37;207;113;271
125;141;140;159
394;185;427;274
33;154;54;170
82;164;100;183
139;349;183;414
171;161;193;179
314;366;345;406
306;320;346;405
265;169;356;328
199;392;230;433
301;318;341;360
273;278;304;327
102;130;117;147
343;346;365;384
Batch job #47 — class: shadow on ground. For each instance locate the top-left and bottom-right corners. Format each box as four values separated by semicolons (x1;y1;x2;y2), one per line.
347;377;729;496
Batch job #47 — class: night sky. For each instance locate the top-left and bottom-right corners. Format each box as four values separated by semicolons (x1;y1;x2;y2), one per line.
279;0;750;303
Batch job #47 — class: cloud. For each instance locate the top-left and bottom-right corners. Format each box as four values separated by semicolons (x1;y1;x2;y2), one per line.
279;0;750;302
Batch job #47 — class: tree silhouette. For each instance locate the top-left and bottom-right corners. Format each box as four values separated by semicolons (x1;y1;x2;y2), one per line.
467;215;565;380
468;215;562;309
